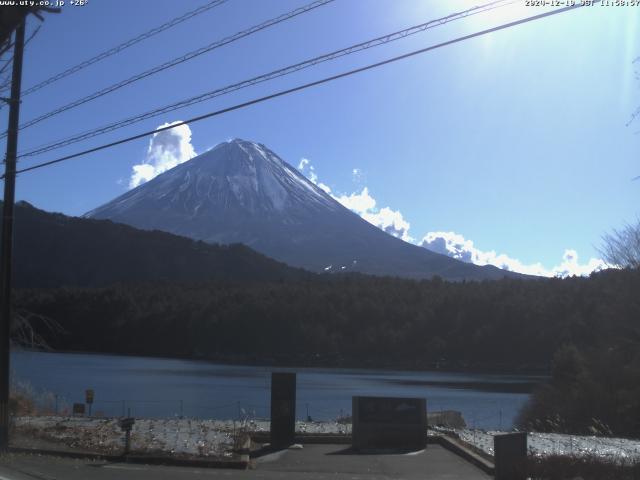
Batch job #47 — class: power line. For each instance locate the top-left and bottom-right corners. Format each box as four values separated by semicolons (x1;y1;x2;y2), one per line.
1;0;229;98
3;0;335;136
9;2;593;178
17;0;517;159
16;0;513;157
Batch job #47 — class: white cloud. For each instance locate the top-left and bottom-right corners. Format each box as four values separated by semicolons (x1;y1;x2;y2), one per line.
129;121;196;188
299;159;413;242
298;158;318;184
298;157;332;194
299;158;605;277
335;187;376;214
420;231;606;277
553;249;608;277
363;207;413;242
352;168;364;183
335;187;413;242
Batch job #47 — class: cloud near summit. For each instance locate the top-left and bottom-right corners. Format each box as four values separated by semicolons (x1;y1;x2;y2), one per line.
297;158;606;278
129;122;196;189
420;231;606;277
125;128;606;278
298;159;412;242
335;188;413;242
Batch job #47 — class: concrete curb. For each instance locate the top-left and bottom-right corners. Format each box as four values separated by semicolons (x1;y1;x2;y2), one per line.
124;454;249;469
9;433;489;474
432;435;495;475
8;446;121;462
251;433;352;444
8;446;250;470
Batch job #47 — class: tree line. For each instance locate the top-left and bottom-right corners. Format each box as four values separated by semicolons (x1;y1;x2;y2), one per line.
13;267;638;371
14;267;640;436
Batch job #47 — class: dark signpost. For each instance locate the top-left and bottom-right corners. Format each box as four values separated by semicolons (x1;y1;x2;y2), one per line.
352;396;427;451
270;372;296;448
494;432;528;480
85;389;94;416
119;417;136;455
72;403;85;416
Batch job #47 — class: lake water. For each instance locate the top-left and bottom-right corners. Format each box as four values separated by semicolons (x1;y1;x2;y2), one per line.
11;350;544;430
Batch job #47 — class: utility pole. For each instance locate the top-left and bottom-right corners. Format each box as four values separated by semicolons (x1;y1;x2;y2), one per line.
0;18;26;451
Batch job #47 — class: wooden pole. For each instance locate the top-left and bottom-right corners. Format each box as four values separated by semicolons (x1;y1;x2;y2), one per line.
0;17;26;451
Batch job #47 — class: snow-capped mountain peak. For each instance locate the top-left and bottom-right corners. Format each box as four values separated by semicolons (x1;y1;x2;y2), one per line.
86;139;519;281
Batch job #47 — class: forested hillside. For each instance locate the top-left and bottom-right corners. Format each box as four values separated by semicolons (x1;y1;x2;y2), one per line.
10;201;309;287
15;268;640;372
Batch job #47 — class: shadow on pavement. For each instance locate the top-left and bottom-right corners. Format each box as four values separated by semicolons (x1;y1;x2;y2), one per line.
326;446;425;456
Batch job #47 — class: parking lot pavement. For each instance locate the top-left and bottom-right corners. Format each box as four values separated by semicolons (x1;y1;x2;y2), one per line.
255;444;491;479
0;444;490;480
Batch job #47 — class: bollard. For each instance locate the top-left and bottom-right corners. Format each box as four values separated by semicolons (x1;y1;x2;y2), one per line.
270;372;296;448
119;416;135;456
494;432;527;480
85;389;94;417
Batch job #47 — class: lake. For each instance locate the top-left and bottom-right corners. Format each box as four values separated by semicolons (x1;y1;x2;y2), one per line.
11;350;544;430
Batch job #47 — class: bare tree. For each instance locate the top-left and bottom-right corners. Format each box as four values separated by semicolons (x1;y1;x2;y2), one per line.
11;309;64;350
599;219;640;269
599;59;640;269
629;57;640;129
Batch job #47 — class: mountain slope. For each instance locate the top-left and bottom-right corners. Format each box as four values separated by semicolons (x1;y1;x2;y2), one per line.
11;201;308;288
87;139;519;281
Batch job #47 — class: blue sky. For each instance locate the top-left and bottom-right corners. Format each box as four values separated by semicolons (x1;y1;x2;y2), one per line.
2;0;638;276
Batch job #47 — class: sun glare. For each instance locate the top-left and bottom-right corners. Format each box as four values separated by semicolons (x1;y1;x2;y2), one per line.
459;0;551;26
401;1;554;35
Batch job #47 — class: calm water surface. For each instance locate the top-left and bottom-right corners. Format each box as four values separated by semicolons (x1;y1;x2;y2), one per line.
12;350;545;429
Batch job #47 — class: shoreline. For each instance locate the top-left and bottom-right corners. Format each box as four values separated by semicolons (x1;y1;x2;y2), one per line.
12;347;551;378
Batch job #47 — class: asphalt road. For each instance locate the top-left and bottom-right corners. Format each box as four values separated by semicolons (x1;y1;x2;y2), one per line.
0;444;491;479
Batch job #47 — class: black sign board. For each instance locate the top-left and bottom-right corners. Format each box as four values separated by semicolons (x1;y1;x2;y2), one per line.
494;432;528;480
359;397;423;424
352;396;427;451
270;372;296;448
72;403;85;416
119;417;135;432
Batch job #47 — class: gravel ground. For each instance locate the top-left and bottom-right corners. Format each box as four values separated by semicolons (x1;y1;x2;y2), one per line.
452;428;640;461
12;416;351;457
14;416;640;462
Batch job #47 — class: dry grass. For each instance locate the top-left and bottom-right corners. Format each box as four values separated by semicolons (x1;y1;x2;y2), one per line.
9;378;66;417
9;391;36;416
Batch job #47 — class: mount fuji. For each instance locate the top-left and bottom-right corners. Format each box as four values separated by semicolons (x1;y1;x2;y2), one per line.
86;139;518;281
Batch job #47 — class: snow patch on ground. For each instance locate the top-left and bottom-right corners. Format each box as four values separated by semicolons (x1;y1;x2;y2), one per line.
15;416;640;462
452;428;640;461
14;416;351;457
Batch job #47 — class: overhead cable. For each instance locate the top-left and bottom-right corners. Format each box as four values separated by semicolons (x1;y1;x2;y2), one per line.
9;2;593;178
17;0;517;158
3;0;335;137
